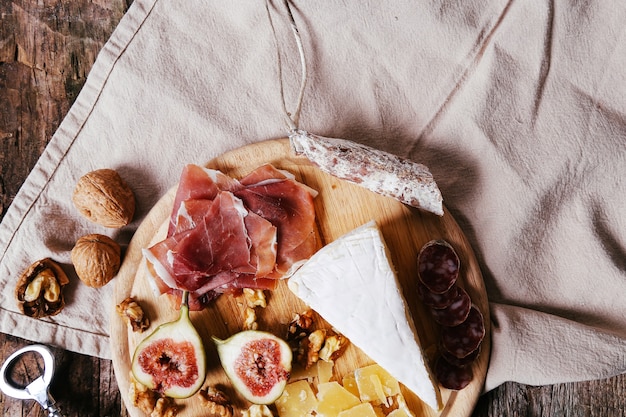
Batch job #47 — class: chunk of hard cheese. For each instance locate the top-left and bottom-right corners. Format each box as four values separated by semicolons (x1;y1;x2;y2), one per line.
288;221;443;412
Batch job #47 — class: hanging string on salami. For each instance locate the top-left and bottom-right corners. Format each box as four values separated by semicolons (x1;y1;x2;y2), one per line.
265;0;444;217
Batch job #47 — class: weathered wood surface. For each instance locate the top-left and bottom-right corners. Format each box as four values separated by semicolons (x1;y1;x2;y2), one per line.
0;1;625;416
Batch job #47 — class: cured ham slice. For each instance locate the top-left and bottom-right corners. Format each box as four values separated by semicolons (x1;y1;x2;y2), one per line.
235;164;317;277
146;193;256;291
168;164;242;236
144;163;317;310
235;181;316;276
171;199;213;234
171;192;257;286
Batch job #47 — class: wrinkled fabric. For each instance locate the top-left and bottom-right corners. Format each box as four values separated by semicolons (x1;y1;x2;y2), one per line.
0;0;625;391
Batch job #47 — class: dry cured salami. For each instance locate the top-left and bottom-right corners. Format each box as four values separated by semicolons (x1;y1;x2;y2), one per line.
289;130;444;216
416;238;486;391
440;306;486;359
418;239;460;293
440;344;481;367
434;357;473;390
429;286;471;327
417;281;459;309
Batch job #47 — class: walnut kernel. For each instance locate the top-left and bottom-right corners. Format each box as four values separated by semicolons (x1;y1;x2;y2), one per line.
72;168;135;228
298;329;326;369
151;398;178;417
243;288;267;308
243;307;258;330
116;297;150;332
319;332;350;362
129;373;158;414
71;234;121;287
242;404;274;417
129;372;178;417
286;309;314;343
199;386;233;417
15;258;69;318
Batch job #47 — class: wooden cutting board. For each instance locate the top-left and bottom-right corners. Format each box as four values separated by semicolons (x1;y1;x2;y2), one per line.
110;138;490;417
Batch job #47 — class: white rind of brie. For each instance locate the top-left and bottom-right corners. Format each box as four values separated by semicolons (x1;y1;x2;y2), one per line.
287;220;443;412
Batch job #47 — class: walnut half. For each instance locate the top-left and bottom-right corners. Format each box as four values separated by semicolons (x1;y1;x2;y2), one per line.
198;386;233;417
116;297;150;332
129;372;178;417
15;258;69;318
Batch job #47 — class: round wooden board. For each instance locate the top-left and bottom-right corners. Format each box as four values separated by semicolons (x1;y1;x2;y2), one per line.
111;138;490;417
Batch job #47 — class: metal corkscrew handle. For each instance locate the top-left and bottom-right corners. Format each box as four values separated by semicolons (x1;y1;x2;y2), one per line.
0;345;65;417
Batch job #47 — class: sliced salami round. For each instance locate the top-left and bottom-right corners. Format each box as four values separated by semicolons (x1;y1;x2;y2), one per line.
429;286;471;327
434;357;473;390
441;343;481;367
417;281;459;309
418;240;459;294
440;305;485;359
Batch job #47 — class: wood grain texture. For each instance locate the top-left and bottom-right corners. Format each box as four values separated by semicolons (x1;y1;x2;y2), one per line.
111;139;490;417
0;0;129;217
1;1;625;416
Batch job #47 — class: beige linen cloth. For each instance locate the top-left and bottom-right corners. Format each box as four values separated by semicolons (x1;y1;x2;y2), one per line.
1;0;625;392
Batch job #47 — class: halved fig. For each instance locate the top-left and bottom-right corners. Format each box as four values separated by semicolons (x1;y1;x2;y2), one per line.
213;330;292;404
131;291;206;398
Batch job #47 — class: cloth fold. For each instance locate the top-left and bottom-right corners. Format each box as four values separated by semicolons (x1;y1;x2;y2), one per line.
1;0;625;392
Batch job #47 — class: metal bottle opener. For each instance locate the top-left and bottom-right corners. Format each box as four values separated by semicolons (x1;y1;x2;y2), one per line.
0;344;64;417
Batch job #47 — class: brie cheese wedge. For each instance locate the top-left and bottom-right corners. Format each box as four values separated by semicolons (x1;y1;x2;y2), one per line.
288;220;443;411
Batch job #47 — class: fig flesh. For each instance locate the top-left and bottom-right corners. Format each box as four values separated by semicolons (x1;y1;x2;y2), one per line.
131;291;206;398
213;330;292;404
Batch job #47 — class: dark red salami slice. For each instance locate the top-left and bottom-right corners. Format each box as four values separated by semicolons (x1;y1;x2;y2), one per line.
440;305;485;359
417;281;459;309
434;357;473;390
418;240;459;293
441;343;481;367
430;286;471;326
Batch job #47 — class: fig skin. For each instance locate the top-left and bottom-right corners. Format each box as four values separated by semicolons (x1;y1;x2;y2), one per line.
131;291;206;398
213;330;292;405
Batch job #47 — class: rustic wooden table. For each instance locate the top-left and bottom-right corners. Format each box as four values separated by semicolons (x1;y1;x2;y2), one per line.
1;1;625;416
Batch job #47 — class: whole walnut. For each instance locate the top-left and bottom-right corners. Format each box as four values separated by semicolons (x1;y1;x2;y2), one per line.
72;169;135;228
71;234;121;288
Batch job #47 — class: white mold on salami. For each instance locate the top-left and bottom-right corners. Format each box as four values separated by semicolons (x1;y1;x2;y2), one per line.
289;130;444;216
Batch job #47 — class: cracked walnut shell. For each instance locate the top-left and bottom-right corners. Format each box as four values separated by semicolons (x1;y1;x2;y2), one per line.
15;258;69;318
72;168;135;228
71;234;121;288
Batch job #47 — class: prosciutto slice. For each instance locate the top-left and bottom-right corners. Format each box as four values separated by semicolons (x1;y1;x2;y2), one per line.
168;164;241;236
171;192;257;286
143;163;317;310
235;170;317;276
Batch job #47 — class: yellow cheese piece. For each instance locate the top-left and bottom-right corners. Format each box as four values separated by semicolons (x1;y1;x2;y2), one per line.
275;380;317;417
337;402;379;417
316;381;361;417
